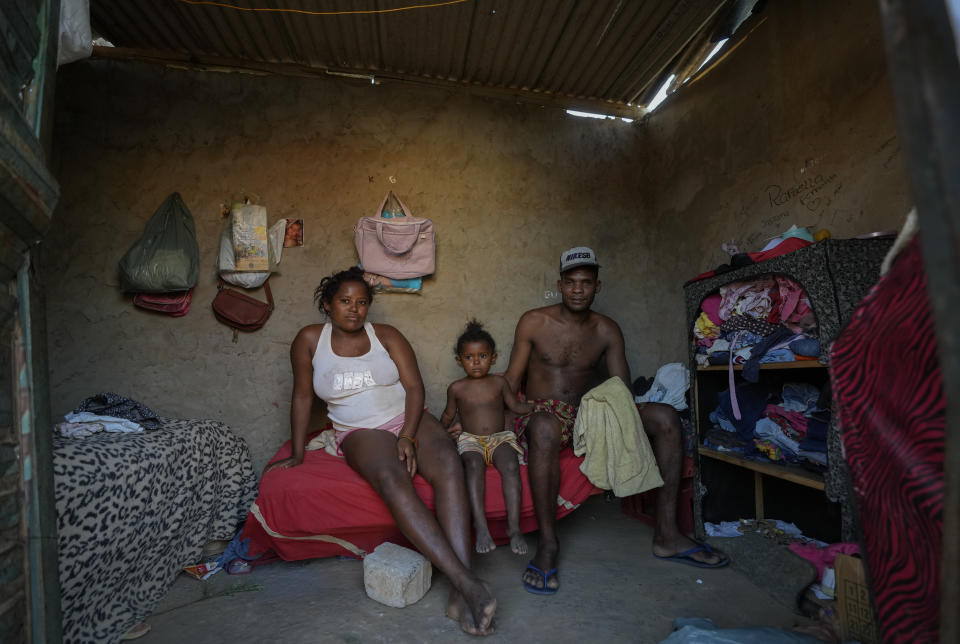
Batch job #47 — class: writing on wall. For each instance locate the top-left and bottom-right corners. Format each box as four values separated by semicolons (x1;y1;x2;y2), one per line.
878;135;900;170
737;160;844;251
766;172;839;212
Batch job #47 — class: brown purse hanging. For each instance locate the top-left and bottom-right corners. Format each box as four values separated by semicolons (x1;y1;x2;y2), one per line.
212;277;274;341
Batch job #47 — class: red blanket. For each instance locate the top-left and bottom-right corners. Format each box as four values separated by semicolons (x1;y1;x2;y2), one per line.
240;434;601;560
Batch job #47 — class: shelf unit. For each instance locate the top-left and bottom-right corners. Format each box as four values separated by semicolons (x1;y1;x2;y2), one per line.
691;359;838;541
695;361;825;372
698;446;824;491
699;446;824;523
683;239;894;543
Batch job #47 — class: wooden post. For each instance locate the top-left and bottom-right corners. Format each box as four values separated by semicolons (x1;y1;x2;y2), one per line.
874;1;960;642
753;472;764;521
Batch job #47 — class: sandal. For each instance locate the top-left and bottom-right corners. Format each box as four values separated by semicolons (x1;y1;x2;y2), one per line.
522;562;559;595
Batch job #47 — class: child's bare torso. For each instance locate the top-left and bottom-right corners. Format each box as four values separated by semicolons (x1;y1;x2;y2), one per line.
453;375;510;436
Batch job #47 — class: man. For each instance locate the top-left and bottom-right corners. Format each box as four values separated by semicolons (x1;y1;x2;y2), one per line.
504;246;727;594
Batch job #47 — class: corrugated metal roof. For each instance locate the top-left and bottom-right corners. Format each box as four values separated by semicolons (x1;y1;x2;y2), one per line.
89;0;737;116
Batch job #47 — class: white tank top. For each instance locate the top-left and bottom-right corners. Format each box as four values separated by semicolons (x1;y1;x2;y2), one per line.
312;322;406;432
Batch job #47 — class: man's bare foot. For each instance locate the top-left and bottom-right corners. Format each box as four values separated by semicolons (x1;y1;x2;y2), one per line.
653;533;727;567
446;583;497;636
522;539;559;592
475;528;496;554
509;532;528;555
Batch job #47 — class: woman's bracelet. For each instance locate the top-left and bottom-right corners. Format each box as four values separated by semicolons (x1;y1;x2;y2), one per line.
397;434;418;449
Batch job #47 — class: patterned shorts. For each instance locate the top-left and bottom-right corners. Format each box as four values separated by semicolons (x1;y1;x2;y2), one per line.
514;399;578;447
457;430;523;466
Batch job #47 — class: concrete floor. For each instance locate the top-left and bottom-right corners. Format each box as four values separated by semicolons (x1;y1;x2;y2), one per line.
138;496;812;643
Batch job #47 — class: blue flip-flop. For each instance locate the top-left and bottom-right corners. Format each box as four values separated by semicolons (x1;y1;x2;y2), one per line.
523;562;559;595
654;543;729;569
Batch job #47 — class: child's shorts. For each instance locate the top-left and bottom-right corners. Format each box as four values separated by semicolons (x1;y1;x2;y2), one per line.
457;430;523;466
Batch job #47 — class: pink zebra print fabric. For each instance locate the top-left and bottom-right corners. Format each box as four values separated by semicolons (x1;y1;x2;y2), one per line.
830;235;945;643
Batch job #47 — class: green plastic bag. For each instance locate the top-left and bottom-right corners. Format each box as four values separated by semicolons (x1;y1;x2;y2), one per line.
119;192;200;293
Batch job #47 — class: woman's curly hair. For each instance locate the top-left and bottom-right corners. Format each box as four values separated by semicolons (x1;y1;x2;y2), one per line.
313;266;374;315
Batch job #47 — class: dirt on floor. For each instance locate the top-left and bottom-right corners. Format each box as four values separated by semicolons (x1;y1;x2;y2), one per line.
136;495;818;643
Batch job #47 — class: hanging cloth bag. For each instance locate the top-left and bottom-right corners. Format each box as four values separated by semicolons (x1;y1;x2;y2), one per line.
118;192;200;293
354;191;435;280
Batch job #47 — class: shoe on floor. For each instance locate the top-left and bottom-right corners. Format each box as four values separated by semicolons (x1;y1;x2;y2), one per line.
523;562;559;595
654;543;730;569
121;622;151;640
227;558;253;575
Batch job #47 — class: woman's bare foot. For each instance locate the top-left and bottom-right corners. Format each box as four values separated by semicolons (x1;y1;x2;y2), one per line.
475;528;496;554
446;590;482;635
446;583;497;636
464;581;496;634
509;532;528;555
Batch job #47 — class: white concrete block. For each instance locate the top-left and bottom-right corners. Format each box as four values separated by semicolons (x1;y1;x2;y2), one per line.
363;542;432;608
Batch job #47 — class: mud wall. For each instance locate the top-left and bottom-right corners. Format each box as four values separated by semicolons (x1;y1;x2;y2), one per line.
44;0;909;470
634;0;911;360
46;61;649;469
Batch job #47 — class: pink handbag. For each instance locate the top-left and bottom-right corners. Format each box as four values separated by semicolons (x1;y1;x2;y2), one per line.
354;192;435;280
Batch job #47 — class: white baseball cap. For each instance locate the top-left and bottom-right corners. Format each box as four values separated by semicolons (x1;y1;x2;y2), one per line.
559;246;600;273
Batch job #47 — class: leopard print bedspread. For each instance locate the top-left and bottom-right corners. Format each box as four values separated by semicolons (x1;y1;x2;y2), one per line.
53;417;258;644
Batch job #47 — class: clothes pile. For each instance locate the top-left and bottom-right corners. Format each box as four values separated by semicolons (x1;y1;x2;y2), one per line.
692;274;820;377
55;392;161;438
635;362;690;411
704;380;830;469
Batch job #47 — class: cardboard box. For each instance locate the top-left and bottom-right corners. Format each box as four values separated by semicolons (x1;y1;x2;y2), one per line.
834;553;879;644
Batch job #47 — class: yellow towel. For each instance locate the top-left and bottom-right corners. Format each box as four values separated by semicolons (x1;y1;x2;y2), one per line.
572;377;663;496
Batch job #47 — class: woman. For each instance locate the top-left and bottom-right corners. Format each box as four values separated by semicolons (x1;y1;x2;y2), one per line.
265;267;496;635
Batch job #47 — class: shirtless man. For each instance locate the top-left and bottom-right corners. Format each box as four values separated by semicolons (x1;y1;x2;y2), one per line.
504;246;727;594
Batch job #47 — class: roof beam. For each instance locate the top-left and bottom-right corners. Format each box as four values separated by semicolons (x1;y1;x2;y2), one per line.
90;45;643;119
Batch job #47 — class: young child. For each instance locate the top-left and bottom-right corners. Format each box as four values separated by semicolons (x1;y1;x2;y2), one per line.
441;320;534;555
